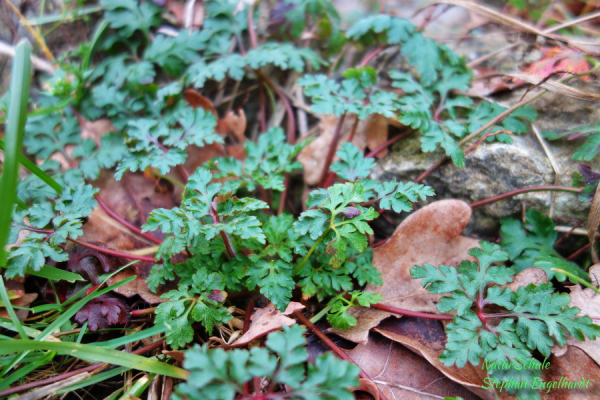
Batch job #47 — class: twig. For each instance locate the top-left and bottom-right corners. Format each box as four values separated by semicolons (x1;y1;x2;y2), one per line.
3;0;55;61
293;311;390;400
68;237;157;263
319;114;347;187
469;185;580;208
95;195;162;245
15;373;92;400
415;89;547;183
0;41;55;74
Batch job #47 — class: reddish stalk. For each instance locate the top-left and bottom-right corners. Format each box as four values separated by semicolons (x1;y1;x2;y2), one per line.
243;295;259;334
0;340;165;398
258;86;267;132
568;243;591;260
469;186;581;208
68;237;157;263
209;200;237;259
359;46;386;67
294;311;390;400
347;297;453;320
247;2;258;49
319;113;347;187
131;307;157;317
95;195;162;245
365;131;411;159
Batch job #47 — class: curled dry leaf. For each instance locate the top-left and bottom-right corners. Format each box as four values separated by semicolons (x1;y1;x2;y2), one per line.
298;114;393;186
334;200;480;344
344;326;483;400
232;302;305;347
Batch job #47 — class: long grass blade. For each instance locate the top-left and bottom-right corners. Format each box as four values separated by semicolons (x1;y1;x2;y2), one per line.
0;341;188;379
0;39;32;265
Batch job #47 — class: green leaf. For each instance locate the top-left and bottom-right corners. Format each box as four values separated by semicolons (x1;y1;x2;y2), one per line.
144;31;204;76
331;143;376;181
101;0;161;38
174;325;359;400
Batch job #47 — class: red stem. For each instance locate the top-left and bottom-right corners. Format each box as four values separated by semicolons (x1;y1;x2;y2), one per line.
294;311;390;400
209;201;237;259
0;340;165;398
349;297;453;320
95;195;162;245
365;131;410;159
414;157;444;184
247;2;258;49
319;113;346;187
359;46;386;67
258;86;267;132
69;237;157;263
469;186;581;208
568;243;591;260
243;295;258;334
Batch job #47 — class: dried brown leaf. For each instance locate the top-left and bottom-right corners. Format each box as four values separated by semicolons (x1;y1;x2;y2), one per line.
334;200;480;344
232;302;305;346
344;328;483;400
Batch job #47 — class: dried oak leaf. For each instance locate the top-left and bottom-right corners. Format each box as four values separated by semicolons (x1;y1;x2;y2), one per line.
75;294;128;331
542;346;600;399
345;327;483;400
232;302;305;347
334;199;480;344
523;47;591;83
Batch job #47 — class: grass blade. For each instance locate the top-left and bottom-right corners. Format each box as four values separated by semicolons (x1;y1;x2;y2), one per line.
91;323;167;349
0;340;188;379
0;39;32;265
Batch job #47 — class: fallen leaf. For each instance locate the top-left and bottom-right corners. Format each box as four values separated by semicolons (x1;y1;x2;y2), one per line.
334;200;480;344
344;328;484;399
364;114;389;158
218;110;247;144
0;288;38;320
184;89;218;117
232;302;305;346
543;346;600;399
74;294;128;331
523;47;591;83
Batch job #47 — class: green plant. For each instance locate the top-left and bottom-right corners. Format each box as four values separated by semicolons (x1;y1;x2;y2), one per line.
173;325;359;400
2;0;598;397
410;241;600;397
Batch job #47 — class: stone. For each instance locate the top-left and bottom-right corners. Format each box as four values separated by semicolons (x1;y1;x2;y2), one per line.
373;86;600;236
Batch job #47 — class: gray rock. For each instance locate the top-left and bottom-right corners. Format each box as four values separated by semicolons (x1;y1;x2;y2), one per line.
373;89;600;236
